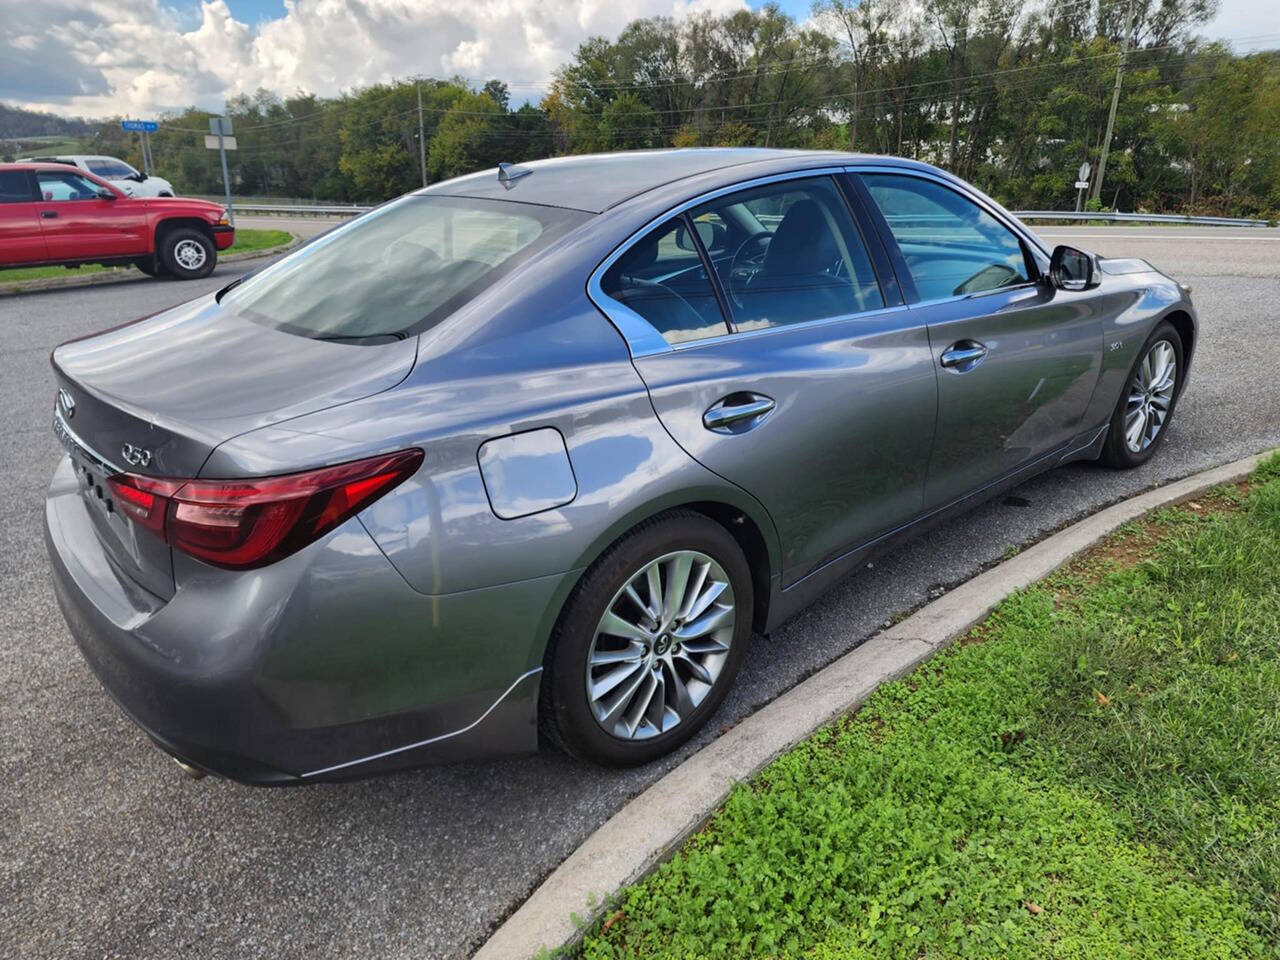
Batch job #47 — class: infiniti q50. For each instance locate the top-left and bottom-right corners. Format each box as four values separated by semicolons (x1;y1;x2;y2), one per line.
45;149;1196;782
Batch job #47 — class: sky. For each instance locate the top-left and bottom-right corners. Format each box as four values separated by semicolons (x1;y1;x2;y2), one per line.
1;0;1275;120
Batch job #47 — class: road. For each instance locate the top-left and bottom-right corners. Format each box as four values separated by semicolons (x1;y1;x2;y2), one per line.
3;227;1279;960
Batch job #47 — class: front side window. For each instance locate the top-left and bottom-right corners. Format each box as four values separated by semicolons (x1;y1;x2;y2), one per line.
690;176;884;331
0;171;33;203
220;195;587;341
86;159;138;179
600;218;729;345
862;173;1032;300
37;171;109;202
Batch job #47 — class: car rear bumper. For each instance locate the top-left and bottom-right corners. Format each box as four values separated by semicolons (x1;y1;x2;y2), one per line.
212;225;234;250
44;455;568;784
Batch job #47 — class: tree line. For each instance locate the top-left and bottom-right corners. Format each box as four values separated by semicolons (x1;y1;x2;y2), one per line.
6;0;1278;216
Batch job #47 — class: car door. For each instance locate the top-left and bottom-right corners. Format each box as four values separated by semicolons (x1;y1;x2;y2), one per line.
855;171;1105;511
0;169;46;264
34;169;148;259
598;172;937;585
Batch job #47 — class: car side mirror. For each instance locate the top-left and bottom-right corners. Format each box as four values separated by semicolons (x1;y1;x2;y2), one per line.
97;190;117;200
1049;244;1098;291
675;219;727;253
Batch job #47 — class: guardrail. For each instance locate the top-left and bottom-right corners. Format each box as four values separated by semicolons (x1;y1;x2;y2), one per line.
224;201;1275;229
232;202;373;216
1012;210;1274;227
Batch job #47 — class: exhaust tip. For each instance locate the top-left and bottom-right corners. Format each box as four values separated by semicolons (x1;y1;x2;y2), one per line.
172;757;207;780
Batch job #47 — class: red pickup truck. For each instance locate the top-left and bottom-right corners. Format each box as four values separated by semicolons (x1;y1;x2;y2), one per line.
0;162;234;280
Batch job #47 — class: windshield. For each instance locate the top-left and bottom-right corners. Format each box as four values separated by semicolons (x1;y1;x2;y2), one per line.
220;195;588;341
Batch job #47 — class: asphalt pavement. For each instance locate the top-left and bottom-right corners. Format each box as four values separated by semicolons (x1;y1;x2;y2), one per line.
3;229;1279;960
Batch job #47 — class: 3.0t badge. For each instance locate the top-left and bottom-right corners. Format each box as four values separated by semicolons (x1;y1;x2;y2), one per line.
121;443;153;468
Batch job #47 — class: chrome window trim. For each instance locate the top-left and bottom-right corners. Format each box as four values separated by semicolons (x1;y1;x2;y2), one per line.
665;302;912;352
587;166;854;358
587;162;1053;358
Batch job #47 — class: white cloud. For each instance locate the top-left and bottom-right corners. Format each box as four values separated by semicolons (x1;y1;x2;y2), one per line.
1;0;746;118
1202;0;1280;51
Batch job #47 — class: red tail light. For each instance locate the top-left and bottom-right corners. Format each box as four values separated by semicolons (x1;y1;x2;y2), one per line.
106;449;422;570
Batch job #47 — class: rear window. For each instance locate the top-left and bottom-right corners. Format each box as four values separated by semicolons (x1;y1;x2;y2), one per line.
220;195;588;341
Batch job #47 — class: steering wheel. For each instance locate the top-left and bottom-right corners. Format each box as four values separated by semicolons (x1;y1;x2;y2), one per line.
726;231;773;306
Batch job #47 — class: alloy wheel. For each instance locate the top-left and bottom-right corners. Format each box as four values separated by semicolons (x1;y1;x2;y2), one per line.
173;238;207;271
1125;339;1177;453
585;550;736;741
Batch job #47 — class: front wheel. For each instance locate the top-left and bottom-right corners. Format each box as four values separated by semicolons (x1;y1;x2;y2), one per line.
1099;320;1184;468
540;511;753;765
159;228;216;280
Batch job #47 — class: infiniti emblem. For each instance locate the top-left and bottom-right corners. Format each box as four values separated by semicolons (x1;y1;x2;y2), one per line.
121;443;153;468
57;389;75;419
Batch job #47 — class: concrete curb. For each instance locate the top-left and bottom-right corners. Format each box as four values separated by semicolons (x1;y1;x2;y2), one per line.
0;233;300;296
474;450;1273;960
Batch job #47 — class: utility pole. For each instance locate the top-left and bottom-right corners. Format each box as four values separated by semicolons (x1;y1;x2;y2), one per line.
1091;0;1134;207
417;82;427;188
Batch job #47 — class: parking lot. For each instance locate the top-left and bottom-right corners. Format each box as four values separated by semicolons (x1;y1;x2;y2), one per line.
3;227;1279;960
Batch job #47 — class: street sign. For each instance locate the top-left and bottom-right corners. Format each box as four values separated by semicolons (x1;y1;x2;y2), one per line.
204;135;238;151
1074;180;1090;189
209;116;234;136
121;120;158;133
1078;161;1091;181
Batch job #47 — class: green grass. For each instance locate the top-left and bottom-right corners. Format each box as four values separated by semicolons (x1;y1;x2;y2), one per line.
580;453;1280;960
0;228;292;285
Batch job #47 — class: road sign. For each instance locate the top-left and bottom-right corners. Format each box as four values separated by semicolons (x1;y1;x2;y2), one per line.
121;120;158;133
1074;180;1090;189
1078;161;1091;181
207;118;236;227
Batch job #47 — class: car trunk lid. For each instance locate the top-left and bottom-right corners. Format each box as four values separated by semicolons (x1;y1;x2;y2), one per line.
51;292;418;599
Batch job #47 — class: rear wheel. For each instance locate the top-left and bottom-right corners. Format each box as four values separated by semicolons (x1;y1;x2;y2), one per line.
1100;320;1184;468
540;511;752;765
160;228;216;280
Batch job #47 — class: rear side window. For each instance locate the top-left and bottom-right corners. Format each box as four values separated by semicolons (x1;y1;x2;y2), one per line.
86;159;137;178
601;218;729;345
0;171;33;203
220;195;588;341
862;174;1031;300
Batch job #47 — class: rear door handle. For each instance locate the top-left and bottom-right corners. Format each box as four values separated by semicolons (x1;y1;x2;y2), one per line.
41;211;58;219
940;341;988;370
703;393;776;434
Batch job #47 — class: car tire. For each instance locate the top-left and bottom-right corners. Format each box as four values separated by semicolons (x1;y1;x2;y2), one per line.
540;510;753;765
133;257;167;277
159;228;216;280
1099;319;1185;468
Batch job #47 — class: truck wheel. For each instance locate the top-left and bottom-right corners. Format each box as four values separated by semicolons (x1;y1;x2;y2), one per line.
160;228;216;280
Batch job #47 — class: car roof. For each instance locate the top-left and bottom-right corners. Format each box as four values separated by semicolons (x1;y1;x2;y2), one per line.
420;148;928;214
2;161;105;173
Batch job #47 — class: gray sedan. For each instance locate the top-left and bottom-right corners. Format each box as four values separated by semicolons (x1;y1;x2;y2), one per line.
44;149;1195;781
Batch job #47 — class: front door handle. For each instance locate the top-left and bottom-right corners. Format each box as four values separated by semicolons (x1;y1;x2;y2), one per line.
41;211;58;219
940;341;988;371
703;393;776;434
